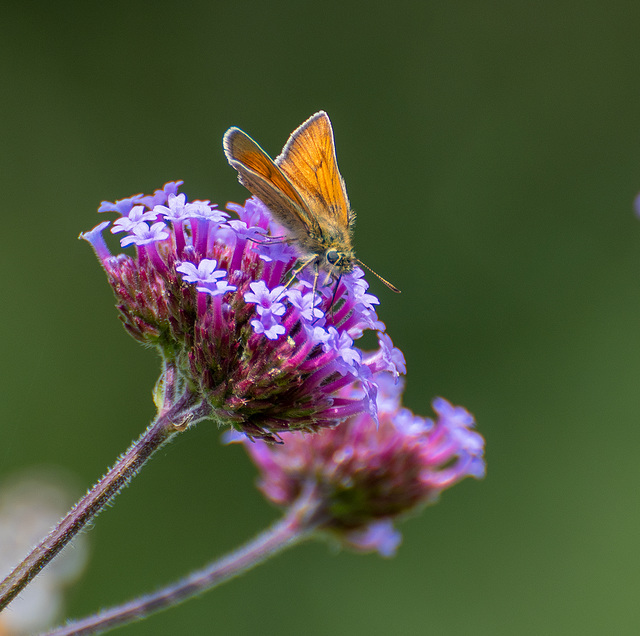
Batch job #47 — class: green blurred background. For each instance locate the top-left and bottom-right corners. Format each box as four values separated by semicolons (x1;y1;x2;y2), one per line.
2;1;640;634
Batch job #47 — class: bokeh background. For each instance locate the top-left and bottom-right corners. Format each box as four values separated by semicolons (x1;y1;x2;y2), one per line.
2;1;640;634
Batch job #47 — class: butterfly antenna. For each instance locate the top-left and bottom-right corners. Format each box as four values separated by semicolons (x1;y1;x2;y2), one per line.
356;259;401;293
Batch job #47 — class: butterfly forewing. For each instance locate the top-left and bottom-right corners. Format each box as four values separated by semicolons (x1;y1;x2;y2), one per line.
223;127;321;237
223;111;400;292
276;111;352;229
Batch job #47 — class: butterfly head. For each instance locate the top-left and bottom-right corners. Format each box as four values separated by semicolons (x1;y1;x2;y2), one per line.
324;247;356;275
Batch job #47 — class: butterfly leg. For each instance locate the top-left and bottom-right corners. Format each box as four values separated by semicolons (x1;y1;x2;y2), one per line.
279;254;317;296
247;235;288;245
326;275;342;316
310;261;320;316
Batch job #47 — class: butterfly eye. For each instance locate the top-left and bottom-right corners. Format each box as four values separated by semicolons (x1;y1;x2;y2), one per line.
326;250;340;264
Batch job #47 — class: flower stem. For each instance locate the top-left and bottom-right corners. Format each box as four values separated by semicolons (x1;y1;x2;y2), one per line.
0;374;210;612
41;483;325;636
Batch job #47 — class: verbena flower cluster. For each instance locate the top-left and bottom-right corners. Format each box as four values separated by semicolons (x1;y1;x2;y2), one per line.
81;182;404;442
228;372;486;557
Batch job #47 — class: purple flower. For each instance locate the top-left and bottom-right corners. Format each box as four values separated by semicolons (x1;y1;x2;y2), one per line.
154;193;190;223
321;327;361;373
250;312;286;340
346;520;402;558
176;259;224;285
111;205;159;234
230;374;485;556
286;289;324;322
78;221;111;262
139;181;184;209
98;193;144;216
188;201;229;224
226;220;269;242
634;192;640;218
364;332;406;379
81;182;407;442
120;221;170;247
342;268;380;311
244;281;288;340
176;259;236;297
228;197;283;234
243;281;287;317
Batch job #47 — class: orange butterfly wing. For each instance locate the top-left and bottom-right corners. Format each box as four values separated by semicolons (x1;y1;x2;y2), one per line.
223;127;322;237
276;111;352;231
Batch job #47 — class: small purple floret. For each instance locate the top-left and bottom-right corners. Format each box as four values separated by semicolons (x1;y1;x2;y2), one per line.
79;221;112;262
111;205;158;234
286;289;324;322
139;181;184;209
243;281;287;316
250;313;286;340
177;259;236;297
177;259;226;285
345;520;402;558
98;194;144;216
120;221;170;247
154;193;190;223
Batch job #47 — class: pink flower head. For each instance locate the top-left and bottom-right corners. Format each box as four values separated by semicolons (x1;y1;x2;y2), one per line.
81;185;405;443
231;374;485;556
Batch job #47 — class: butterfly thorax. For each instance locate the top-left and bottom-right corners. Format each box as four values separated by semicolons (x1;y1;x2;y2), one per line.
297;225;355;276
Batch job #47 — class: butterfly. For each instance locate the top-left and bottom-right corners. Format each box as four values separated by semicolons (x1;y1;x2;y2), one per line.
223;110;400;296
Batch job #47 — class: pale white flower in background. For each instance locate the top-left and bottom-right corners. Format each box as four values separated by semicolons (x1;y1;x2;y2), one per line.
0;470;89;634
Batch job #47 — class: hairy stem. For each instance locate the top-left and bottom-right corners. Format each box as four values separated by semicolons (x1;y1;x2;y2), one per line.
42;483;325;636
0;369;209;611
